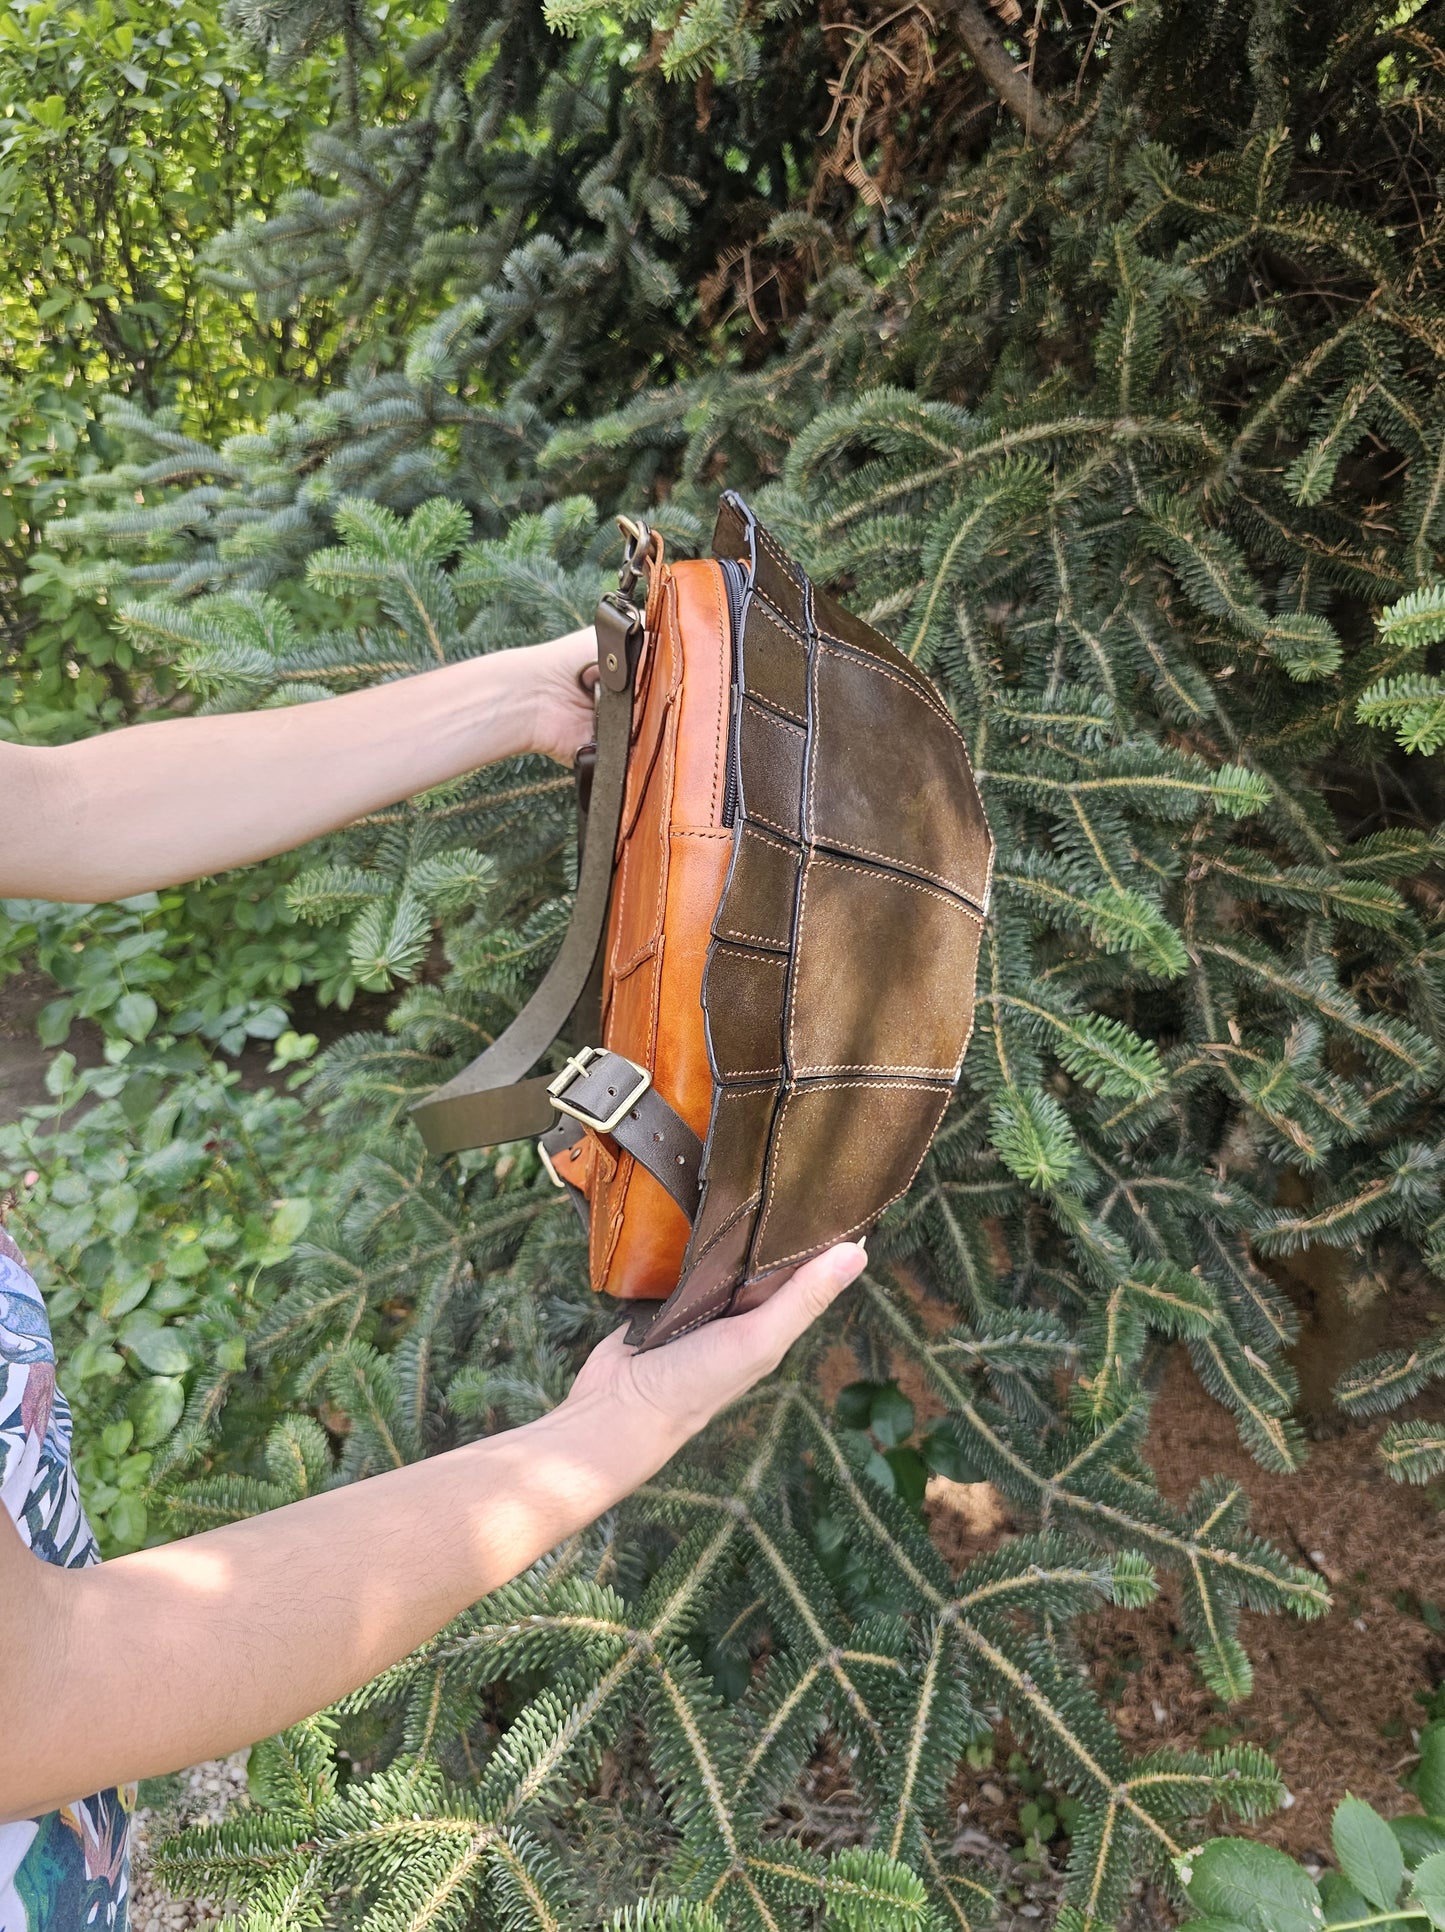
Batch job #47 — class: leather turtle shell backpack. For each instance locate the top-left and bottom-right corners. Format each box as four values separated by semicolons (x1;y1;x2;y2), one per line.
412;493;994;1349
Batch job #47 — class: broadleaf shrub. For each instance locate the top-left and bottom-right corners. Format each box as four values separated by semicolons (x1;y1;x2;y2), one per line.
1175;1739;1445;1931
0;1046;323;1552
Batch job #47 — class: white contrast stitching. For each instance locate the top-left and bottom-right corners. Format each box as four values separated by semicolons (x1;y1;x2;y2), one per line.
810;853;987;918
716;924;789;946
809;835;986;910
754;1082;952;1270
816;633;957;733
715;941;790;965
815;634;995;914
743;805;801;840
660;1284;742;1339
784;851;812;1086
759;1076;954;1094
703;564;728;822
746;700;805;739
755;520;803;584
685;1188;764;1266
795;1062;961;1076
752;691;808;727
752;587;807;641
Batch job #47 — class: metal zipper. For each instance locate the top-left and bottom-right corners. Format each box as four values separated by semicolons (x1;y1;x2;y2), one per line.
718;557;747;827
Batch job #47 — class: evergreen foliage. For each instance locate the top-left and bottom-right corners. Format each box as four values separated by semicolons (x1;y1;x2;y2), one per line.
29;0;1445;1924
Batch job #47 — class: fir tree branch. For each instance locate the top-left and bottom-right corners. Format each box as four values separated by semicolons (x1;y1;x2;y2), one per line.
942;0;1063;142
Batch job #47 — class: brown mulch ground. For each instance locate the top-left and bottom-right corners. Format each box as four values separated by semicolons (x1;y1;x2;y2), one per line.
1100;1347;1445;1860
923;1331;1445;1866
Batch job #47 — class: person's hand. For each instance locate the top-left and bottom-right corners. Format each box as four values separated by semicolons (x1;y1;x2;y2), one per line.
561;1242;869;1458
526;628;599;766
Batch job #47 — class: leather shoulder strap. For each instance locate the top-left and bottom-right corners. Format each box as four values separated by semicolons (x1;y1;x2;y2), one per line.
409;590;644;1156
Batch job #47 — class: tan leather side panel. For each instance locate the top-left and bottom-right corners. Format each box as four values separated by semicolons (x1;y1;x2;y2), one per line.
587;558;732;1299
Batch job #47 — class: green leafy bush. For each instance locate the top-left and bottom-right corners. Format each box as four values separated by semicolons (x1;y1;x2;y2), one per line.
1178;1728;1445;1931
0;885;350;1056
0;1044;323;1551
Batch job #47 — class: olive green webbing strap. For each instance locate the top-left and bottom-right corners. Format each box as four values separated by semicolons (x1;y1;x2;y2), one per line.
409;597;640;1157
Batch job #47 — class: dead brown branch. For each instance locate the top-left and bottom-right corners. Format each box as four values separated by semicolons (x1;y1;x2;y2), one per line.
942;0;1061;142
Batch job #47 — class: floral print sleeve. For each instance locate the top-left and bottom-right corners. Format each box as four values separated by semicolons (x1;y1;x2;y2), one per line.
0;1226;131;1932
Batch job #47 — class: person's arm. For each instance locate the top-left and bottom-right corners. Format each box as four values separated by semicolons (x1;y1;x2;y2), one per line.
0;1242;866;1823
0;631;598;902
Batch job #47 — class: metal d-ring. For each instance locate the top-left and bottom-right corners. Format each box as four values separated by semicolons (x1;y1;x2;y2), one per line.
616;515;660;601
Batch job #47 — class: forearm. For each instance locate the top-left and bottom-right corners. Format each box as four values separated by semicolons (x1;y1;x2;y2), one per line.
3;1393;673;1822
2;648;556;902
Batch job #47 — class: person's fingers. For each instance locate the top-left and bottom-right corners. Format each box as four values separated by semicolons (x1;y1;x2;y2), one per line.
732;1241;868;1366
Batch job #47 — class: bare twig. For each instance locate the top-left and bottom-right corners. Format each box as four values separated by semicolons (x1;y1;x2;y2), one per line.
944;0;1062;142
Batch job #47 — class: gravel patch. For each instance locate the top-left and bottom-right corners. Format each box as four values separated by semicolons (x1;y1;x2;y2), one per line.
128;1754;249;1931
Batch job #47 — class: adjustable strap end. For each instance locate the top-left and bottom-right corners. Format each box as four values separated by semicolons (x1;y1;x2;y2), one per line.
595;593;644;693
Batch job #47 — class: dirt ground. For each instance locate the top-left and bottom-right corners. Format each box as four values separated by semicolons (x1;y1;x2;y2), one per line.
0;969;105;1116
1106;1348;1445;1859
926;1334;1445;1865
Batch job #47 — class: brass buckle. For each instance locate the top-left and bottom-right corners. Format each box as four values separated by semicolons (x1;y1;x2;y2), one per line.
547;1047;651;1135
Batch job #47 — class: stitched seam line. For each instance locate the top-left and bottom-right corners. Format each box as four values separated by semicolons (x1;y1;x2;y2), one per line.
745;600;810;723
751;599;807;646
753;587;807;642
746;701;805;739
762;637;820;1260
755;1076;950;1262
744;805;800;840
687;1189;764;1265
642;586;679;1070
757;1077;954;1094
755;1086;952;1270
815;632;995;913
750;690;808;727
600;575;680;1285
811;835;985;908
661;1283;743;1339
759;1089;795;1257
608;826;638;983
590;1137;625;1288
815;633;960;737
784;857;811;1089
716;925;789;947
740;821;799;855
756;521;802;583
793;1062;961;1076
664;574;685;706
810;852;987;917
